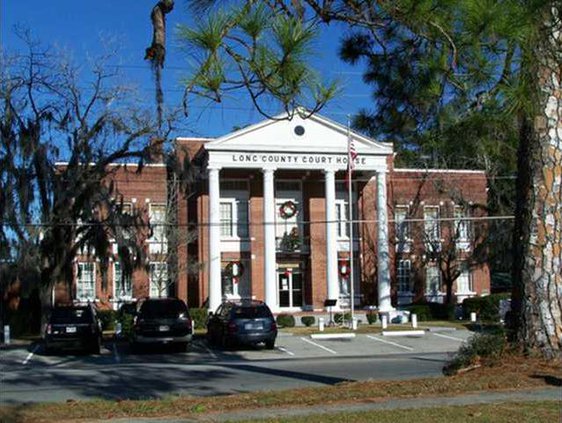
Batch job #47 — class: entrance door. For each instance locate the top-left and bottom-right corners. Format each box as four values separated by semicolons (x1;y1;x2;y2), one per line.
278;268;303;308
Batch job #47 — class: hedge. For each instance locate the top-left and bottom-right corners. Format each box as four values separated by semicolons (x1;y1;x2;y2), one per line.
300;316;315;327
97;309;117;331
462;294;510;322
190;308;209;330
405;303;456;321
276;313;295;328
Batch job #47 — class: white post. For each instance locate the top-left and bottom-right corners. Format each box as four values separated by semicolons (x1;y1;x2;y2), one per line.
412;314;418;328
208;167;222;312
381;314;388;329
324;169;339;308
263;168;278;312
319;317;325;332
376;171;393;312
3;325;10;345
470;312;477;322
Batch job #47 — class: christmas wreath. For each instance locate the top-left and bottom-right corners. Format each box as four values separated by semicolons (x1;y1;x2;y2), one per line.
279;200;298;219
225;261;245;278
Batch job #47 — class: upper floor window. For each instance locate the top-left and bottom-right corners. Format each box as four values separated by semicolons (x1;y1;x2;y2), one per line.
148;204;167;253
395;206;410;241
336;201;349;238
424;206;440;243
220;180;250;239
77;262;95;301
454;206;470;241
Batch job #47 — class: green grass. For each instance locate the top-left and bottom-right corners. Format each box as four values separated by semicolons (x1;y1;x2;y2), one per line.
235;401;561;423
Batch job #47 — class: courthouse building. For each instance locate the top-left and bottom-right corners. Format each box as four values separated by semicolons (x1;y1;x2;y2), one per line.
63;111;490;313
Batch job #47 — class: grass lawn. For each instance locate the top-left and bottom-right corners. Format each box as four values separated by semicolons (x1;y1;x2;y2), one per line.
236;401;561;423
0;354;560;423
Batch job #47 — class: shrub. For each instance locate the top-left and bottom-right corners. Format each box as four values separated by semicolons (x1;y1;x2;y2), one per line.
405;303;456;321
301;316;315;327
462;294;510;322
443;330;506;375
190;308;209;330
334;312;351;324
366;312;378;324
276;313;295;328
97;309;117;331
118;313;135;340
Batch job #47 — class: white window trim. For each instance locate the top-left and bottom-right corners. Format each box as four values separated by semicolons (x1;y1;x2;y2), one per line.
220;179;250;241
397;259;412;293
76;262;96;302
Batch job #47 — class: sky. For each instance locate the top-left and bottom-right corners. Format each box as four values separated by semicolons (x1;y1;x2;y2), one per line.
2;0;374;139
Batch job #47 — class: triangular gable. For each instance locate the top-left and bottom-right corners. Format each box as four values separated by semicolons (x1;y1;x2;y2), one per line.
205;110;393;156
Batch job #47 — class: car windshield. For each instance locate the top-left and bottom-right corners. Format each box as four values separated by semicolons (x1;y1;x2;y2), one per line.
141;300;187;318
50;308;93;323
233;306;271;319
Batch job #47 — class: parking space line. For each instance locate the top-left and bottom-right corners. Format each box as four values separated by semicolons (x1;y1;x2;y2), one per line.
202;344;218;359
22;344;40;365
300;337;337;355
366;335;413;351
277;346;295;356
432;332;466;342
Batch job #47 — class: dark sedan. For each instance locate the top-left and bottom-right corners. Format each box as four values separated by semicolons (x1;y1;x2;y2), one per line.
44;305;102;354
207;300;277;349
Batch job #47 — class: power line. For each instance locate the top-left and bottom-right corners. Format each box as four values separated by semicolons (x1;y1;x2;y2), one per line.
0;215;515;228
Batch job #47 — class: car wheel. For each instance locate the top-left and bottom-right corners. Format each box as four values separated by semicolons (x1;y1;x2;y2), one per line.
176;342;188;353
265;340;275;350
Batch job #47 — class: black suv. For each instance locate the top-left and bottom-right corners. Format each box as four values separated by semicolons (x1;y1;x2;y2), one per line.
44;304;102;354
207;300;277;349
132;297;193;351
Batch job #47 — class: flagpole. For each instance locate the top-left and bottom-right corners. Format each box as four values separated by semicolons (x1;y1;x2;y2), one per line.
347;116;355;329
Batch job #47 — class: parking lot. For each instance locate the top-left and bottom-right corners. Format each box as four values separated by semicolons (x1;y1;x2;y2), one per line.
1;329;473;369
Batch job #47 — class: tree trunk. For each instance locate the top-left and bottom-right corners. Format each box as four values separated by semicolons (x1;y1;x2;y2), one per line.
512;4;562;359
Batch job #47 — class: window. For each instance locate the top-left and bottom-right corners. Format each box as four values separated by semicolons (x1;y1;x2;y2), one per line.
454;206;470;242
149;262;168;298
456;266;473;293
395;206;410;241
77;262;95;301
220;202;233;237
220;200;249;238
336;201;349;238
424;206;440;242
220;180;250;239
397;260;412;293
426;266;441;294
113;262;132;301
149;204;167;253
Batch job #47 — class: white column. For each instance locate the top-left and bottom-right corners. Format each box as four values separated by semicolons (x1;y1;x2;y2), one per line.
263;168;277;311
377;170;393;311
324;169;340;308
208;167;222;312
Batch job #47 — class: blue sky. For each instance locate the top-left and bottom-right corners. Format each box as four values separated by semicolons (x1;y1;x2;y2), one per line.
2;0;373;138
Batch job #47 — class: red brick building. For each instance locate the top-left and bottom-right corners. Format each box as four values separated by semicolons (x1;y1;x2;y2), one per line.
62;111;490;314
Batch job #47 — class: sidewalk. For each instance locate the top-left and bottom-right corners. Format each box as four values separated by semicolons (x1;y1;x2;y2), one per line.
93;387;561;422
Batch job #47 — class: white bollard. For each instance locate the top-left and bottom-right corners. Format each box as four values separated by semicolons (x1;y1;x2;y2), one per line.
470;312;477;323
3;325;10;345
318;317;325;332
411;314;418;329
381;314;388;329
352;317;358;331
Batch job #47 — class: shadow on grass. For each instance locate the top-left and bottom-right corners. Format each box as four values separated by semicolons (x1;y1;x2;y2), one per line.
531;374;562;387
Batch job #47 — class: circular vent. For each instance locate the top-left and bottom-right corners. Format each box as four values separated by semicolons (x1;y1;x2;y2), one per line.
294;125;305;136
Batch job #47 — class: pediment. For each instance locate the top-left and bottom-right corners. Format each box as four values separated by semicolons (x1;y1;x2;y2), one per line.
205;110;393;156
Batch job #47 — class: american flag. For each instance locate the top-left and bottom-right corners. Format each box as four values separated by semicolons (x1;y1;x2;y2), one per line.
348;136;358;171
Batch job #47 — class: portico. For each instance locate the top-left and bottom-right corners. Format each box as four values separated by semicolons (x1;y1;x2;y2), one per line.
203;111;394;313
